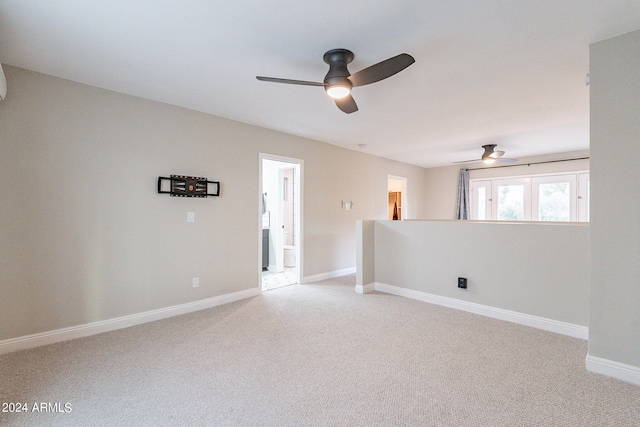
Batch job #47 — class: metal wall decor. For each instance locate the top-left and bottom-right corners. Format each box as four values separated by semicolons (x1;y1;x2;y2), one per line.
157;175;220;198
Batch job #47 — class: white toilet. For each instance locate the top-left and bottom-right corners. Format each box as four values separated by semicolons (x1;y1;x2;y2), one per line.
284;245;296;268
282;231;296;268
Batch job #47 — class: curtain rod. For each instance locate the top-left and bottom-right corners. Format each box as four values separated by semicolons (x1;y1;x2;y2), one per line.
466;156;589;171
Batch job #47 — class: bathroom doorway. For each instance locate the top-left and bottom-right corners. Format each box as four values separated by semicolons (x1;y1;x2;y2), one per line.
259;154;303;291
387;175;407;220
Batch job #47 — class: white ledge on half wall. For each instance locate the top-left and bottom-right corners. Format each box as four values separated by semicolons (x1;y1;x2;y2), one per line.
356;282;588;340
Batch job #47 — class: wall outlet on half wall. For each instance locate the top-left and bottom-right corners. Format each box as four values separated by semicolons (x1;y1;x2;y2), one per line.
458;277;467;289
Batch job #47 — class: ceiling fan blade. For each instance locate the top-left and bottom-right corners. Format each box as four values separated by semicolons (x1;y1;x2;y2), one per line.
452;159;480;164
335;94;358;114
256;76;325;87
348;53;415;87
453;157;517;165
489;150;505;159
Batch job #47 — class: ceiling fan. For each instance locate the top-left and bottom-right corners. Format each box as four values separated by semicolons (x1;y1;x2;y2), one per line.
256;49;415;114
454;144;518;165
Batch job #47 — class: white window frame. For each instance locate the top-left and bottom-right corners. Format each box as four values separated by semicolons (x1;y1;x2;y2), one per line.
531;174;577;221
577;172;590;222
470;171;589;222
471;180;492;220
493;177;532;221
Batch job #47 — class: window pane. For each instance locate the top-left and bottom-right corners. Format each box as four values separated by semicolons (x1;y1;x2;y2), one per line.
497;184;524;220
477;187;486;220
538;182;570;221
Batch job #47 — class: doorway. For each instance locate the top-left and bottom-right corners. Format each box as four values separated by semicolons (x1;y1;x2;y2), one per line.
387;175;407;220
259;154;303;291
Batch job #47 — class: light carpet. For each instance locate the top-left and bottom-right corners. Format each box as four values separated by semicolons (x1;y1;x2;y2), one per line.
1;274;639;426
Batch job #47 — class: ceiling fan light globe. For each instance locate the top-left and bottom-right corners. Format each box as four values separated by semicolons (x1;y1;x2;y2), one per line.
326;85;351;99
482;157;496;164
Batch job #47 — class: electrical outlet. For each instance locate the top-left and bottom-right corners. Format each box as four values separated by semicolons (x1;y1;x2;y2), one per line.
187;212;195;222
192;277;199;288
458;277;467;289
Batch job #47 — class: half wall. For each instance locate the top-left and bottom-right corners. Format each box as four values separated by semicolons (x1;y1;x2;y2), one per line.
356;220;589;338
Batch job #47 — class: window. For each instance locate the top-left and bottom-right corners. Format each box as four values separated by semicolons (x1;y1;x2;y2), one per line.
470;172;589;222
495;178;530;221
471;180;491;220
532;175;576;221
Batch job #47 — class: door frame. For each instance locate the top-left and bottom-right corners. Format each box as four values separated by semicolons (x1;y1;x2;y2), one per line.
387;175;408;220
258;153;304;289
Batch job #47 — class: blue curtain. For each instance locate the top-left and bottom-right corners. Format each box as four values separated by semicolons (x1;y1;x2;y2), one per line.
456;168;470;220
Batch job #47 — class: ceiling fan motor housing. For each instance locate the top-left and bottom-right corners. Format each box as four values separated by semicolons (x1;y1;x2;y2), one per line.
481;144;497;161
323;49;354;90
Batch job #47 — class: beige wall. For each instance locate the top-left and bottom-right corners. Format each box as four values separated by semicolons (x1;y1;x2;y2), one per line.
0;66;429;341
423;151;590;220
423;165;460;219
589;29;640;371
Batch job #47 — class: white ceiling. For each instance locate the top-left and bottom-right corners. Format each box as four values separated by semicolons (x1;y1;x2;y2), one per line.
1;1;640;168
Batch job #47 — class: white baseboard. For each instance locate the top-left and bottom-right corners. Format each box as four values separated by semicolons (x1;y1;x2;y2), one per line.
354;282;376;294
586;354;640;386
373;282;588;340
302;267;356;284
0;287;261;355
